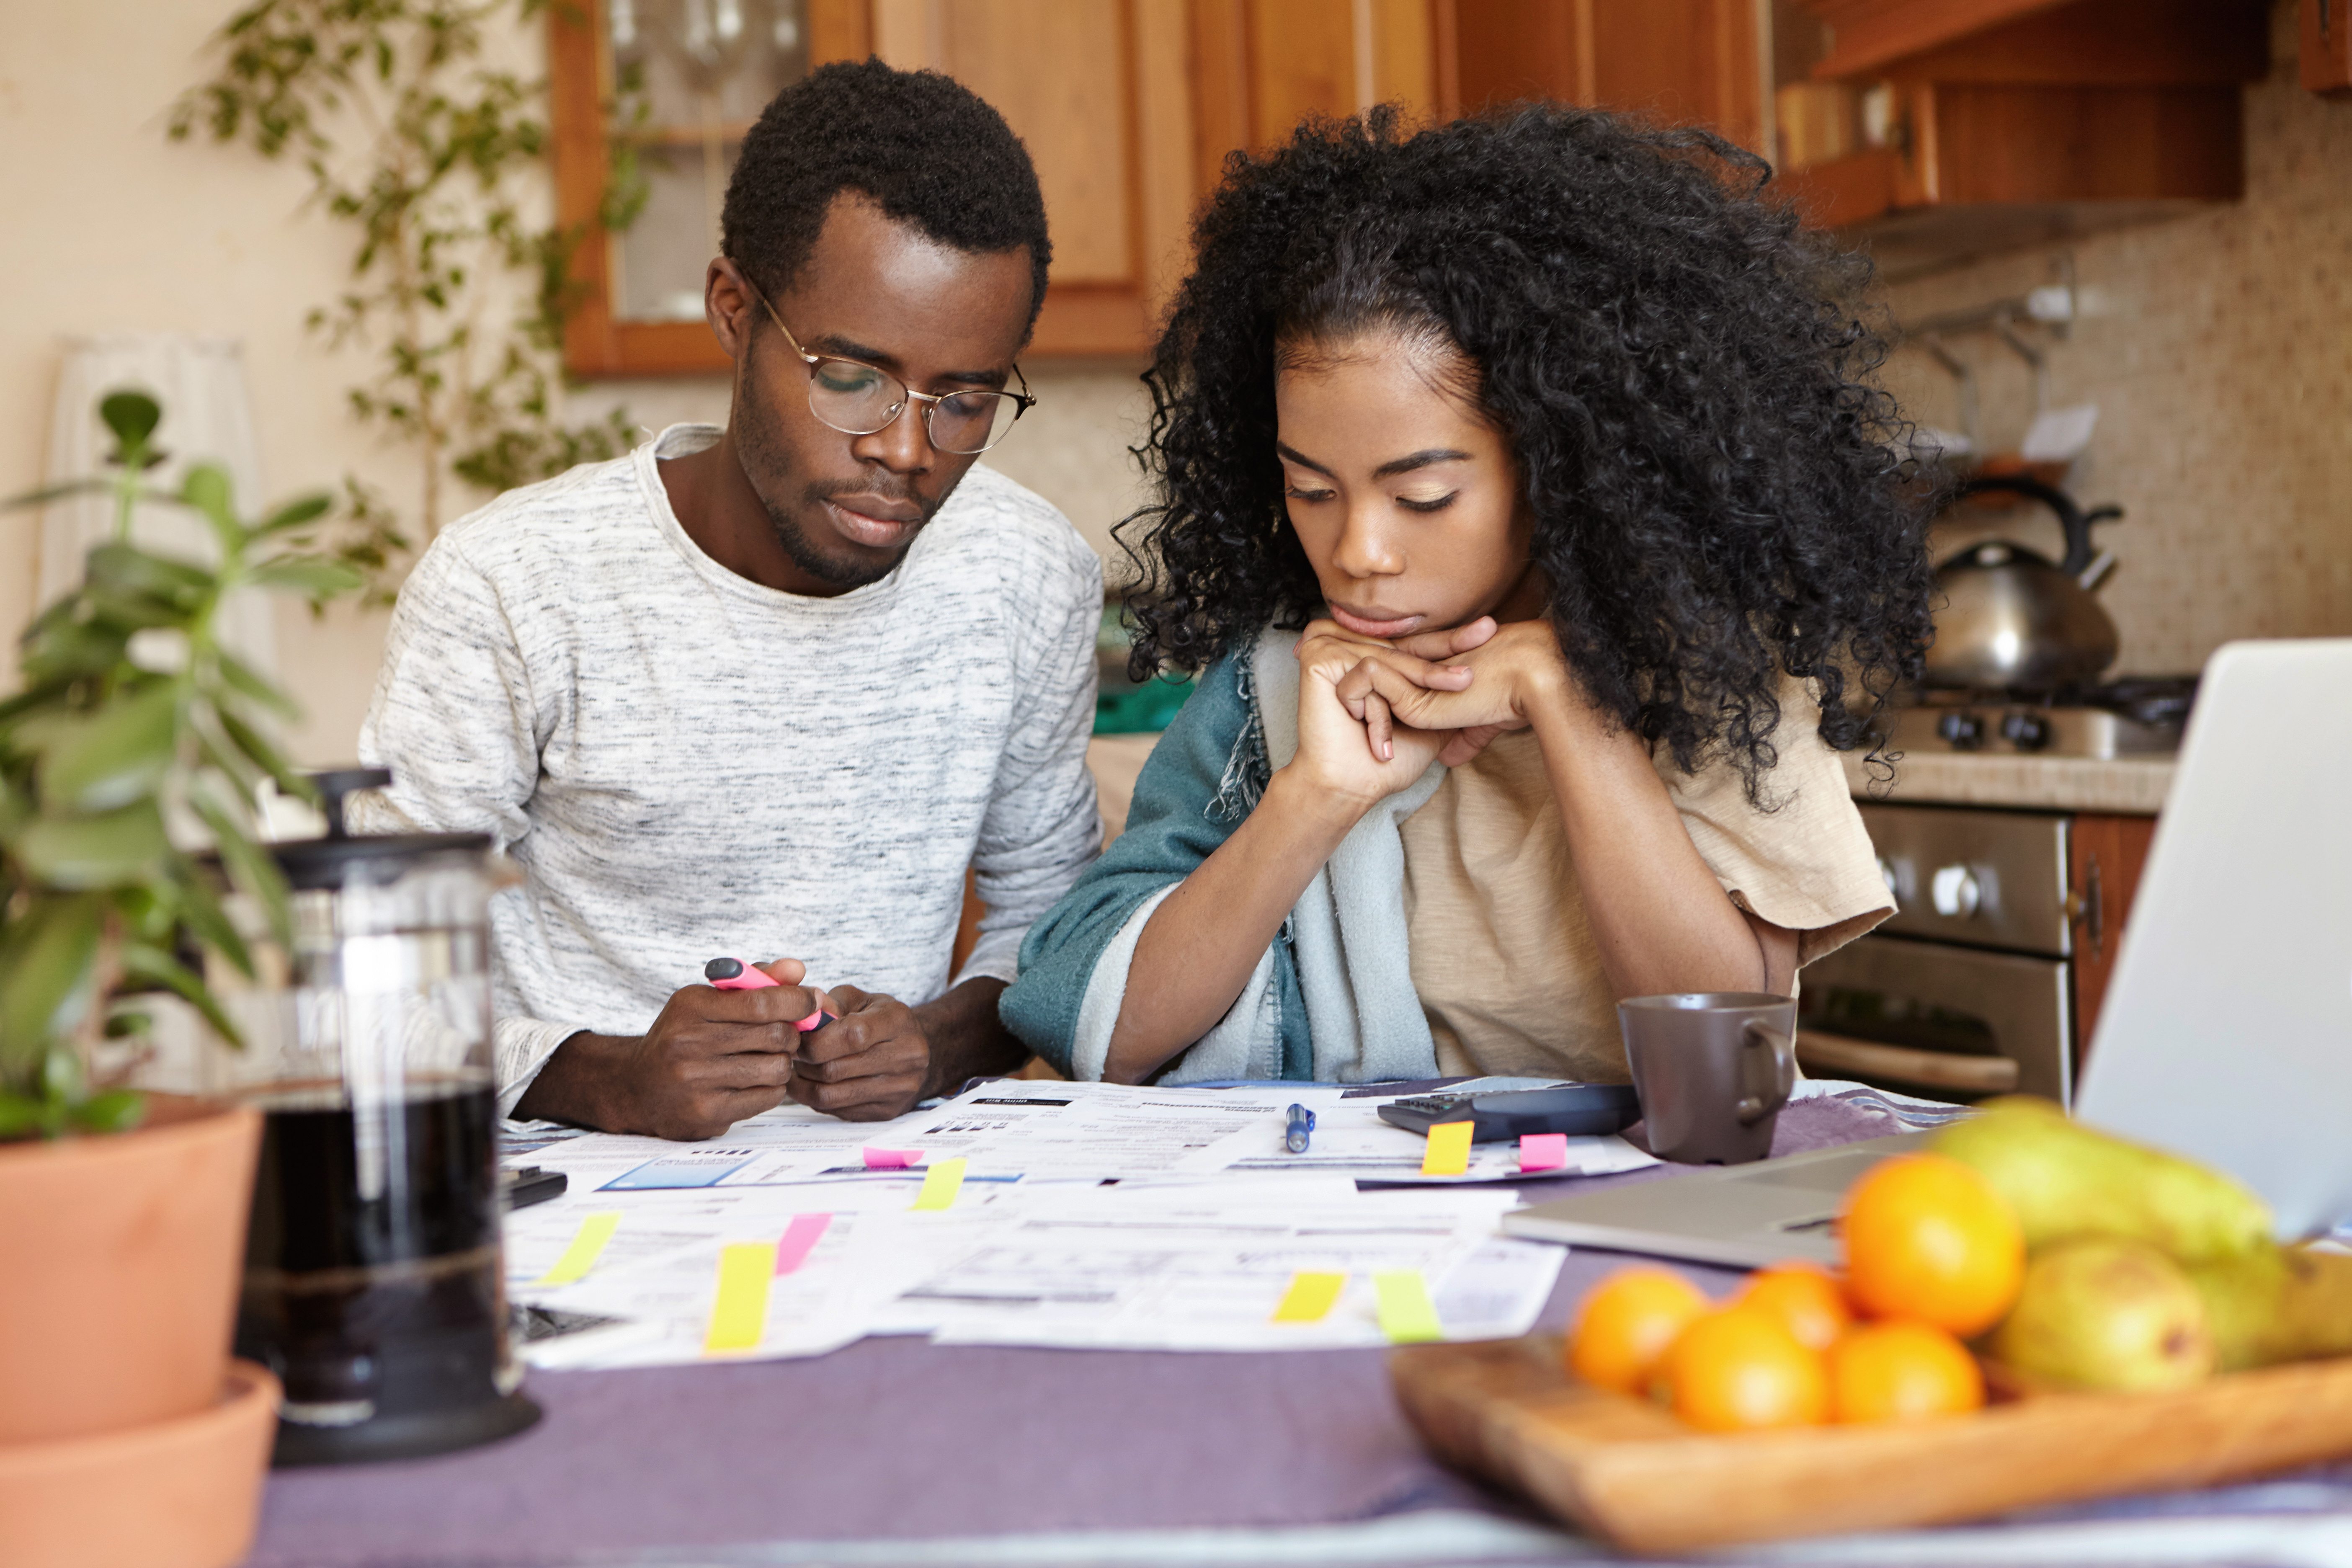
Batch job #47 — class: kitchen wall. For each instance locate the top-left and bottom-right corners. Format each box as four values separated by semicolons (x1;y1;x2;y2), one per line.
1874;0;2352;677
0;0;1153;766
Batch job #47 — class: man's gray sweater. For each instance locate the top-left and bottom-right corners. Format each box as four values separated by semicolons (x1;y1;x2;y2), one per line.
354;424;1103;1114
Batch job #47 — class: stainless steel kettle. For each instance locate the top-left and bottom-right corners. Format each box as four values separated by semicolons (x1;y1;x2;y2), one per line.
1924;475;2125;692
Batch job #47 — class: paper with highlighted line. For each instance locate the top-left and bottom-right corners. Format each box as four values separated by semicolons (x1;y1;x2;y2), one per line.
885;1182;1560;1351
503;1179;1014;1367
516;1081;1277;1192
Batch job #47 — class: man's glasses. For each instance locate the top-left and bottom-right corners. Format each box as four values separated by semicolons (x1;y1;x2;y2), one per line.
744;281;1035;456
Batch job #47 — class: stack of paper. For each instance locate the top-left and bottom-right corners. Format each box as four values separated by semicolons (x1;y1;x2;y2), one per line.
502;1078;1645;1370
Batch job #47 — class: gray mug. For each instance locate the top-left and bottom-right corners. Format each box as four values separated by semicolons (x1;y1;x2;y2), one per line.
1617;992;1798;1165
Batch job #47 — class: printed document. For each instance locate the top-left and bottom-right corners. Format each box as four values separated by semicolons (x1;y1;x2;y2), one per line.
499;1077;1640;1369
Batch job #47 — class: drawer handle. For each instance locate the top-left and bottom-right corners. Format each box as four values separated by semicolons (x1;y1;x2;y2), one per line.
1795;1030;2020;1095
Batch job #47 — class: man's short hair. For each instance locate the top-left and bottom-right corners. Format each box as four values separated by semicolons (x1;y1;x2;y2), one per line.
722;57;1052;330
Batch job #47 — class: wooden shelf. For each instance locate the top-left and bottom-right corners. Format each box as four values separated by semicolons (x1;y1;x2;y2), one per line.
1813;0;2269;87
1779;0;2269;277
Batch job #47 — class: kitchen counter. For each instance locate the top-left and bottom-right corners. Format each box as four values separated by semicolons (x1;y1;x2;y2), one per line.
1841;749;2174;814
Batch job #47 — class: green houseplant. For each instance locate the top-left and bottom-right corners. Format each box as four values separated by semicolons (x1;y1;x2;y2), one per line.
170;0;650;603
0;390;361;1568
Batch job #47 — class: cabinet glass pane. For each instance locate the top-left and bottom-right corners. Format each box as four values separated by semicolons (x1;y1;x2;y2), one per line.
607;0;811;323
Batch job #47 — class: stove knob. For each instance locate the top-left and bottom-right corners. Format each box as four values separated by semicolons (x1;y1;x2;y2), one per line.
1931;864;1981;919
2001;711;2052;752
1936;711;1985;751
1876;856;1900;898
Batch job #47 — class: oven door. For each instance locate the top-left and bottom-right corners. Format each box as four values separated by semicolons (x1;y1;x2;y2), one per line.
1798;934;2073;1106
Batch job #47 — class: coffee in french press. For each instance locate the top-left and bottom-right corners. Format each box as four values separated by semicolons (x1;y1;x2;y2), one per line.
227;769;537;1465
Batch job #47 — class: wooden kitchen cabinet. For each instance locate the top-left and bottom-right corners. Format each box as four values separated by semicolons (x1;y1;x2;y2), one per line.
2307;0;2352;94
551;0;1451;373
549;0;1799;373
1451;0;1764;153
1777;0;2271;276
552;0;1202;370
2068;810;2156;1064
549;0;2283;372
865;0;1199;356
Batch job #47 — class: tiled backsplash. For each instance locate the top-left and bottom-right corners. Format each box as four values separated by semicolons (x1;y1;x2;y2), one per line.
1872;0;2352;678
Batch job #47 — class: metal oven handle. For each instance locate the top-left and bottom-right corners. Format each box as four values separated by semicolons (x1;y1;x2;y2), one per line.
1794;1029;2022;1096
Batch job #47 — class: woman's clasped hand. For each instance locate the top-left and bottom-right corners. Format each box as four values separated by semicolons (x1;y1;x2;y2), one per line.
1299;612;1585;778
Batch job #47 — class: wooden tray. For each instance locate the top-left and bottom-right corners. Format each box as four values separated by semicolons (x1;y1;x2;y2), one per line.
1389;1336;2352;1555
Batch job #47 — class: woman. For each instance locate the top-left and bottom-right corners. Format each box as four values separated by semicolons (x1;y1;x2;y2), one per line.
1002;105;1932;1086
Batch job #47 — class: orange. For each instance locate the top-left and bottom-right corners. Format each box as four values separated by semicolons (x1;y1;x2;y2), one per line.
1828;1320;1986;1423
1661;1307;1830;1432
1565;1267;1710;1395
1736;1264;1853;1352
1841;1153;2024;1336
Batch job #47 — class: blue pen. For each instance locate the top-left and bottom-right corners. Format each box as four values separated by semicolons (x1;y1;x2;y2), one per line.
1284;1104;1315;1154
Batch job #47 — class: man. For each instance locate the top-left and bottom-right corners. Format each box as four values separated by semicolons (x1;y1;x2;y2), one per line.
356;60;1102;1139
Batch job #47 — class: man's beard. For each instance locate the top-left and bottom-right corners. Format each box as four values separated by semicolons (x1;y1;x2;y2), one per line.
763;489;913;589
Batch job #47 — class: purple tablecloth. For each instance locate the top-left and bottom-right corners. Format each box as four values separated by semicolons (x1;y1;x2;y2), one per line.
249;1094;2352;1566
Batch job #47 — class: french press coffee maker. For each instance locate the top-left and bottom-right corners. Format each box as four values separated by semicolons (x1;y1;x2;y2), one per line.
227;768;538;1464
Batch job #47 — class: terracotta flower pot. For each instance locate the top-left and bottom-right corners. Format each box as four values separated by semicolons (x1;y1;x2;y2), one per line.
0;1095;263;1443
0;1359;281;1568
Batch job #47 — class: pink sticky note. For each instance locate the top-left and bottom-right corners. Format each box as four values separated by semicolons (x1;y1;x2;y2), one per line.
1519;1133;1570;1173
774;1213;832;1275
862;1147;923;1170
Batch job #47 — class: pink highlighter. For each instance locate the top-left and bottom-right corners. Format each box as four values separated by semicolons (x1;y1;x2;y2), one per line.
704;957;835;1033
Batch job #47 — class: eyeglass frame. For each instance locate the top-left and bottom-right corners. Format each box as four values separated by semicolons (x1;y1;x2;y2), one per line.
738;276;1037;455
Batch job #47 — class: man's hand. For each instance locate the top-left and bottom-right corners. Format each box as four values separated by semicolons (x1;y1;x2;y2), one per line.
514;958;833;1140
517;967;1031;1138
785;985;931;1120
790;974;1039;1121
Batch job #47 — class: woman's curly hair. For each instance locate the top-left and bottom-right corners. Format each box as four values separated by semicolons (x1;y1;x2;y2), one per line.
1116;104;1935;800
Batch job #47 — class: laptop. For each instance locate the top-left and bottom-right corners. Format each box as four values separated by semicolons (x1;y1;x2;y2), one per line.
1503;638;2352;1266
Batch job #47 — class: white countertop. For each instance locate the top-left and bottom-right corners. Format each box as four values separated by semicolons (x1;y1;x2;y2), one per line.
1840;749;2174;814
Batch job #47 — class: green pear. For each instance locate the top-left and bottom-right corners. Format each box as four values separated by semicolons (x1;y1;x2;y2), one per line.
1932;1097;2271;1265
1990;1237;2216;1393
2187;1245;2352;1372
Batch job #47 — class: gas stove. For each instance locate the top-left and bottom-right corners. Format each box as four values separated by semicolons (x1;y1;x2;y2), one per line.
1881;677;2196;760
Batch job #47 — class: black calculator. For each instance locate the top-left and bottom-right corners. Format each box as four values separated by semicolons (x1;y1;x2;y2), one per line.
1376;1084;1642;1143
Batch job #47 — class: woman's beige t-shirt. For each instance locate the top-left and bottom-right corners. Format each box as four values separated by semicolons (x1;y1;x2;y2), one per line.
1398;690;1892;1082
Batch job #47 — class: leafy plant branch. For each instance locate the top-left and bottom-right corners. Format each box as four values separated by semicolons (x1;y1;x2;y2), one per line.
1;392;363;1139
170;0;648;604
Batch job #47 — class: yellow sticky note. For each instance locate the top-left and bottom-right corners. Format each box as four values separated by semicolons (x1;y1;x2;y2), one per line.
912;1157;969;1211
704;1242;778;1354
1271;1271;1347;1324
1421;1120;1473;1176
1375;1269;1444;1344
534;1211;620;1286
